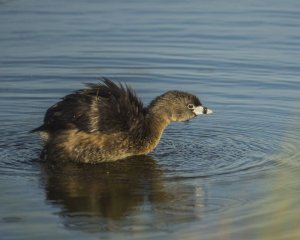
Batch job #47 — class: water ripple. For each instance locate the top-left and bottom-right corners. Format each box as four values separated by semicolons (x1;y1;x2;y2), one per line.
0;131;40;177
154;114;289;179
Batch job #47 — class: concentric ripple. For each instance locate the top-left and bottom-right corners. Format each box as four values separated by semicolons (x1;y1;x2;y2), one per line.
0;129;40;177
153;110;289;179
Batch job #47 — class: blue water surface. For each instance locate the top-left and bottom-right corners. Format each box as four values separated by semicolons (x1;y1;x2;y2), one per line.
1;0;300;239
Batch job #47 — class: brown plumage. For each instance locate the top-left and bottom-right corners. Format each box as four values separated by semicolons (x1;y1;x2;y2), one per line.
32;78;213;163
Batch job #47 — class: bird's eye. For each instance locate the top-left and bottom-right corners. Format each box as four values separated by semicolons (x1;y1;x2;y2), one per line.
187;104;194;109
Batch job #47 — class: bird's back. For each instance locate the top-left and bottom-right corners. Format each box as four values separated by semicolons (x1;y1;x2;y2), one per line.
32;78;146;135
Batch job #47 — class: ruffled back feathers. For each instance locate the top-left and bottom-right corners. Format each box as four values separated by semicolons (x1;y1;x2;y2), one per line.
32;78;146;134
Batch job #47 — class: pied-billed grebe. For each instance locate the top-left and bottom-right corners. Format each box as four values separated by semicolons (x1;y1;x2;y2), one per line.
32;78;212;163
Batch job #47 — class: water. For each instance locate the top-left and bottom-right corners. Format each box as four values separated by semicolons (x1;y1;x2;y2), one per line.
1;0;300;239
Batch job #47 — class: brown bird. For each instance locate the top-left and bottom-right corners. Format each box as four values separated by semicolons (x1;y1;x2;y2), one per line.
32;78;213;163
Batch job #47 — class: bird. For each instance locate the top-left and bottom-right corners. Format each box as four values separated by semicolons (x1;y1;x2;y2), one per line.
32;78;213;163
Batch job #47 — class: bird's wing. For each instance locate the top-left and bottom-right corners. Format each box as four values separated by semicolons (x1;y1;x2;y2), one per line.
31;90;93;132
31;78;146;134
85;78;146;133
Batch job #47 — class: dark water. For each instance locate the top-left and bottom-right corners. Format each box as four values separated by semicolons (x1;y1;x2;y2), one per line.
1;0;300;239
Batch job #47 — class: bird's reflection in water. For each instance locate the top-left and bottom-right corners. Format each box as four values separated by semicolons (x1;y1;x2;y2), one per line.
40;155;203;232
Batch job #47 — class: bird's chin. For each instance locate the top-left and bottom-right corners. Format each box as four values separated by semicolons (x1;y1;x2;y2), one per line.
184;119;190;122
183;116;196;122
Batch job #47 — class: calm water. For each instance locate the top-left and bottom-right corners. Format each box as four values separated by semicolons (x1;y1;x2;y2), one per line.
1;0;300;239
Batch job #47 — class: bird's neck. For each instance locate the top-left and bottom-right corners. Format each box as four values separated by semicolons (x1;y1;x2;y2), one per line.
132;110;170;155
147;111;170;137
